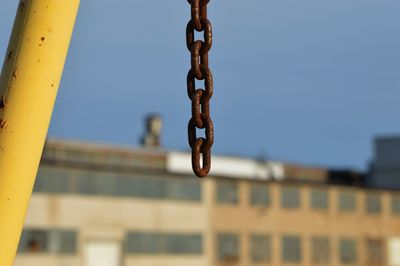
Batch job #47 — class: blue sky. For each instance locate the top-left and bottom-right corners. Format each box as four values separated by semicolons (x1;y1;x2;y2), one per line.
1;1;400;170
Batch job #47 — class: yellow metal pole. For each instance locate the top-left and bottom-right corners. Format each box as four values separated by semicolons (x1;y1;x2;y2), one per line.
0;1;79;264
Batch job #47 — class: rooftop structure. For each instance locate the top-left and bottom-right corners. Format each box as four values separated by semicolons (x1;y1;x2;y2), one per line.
369;136;400;189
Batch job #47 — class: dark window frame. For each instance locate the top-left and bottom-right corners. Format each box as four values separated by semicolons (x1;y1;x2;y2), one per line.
338;190;356;212
282;235;302;263
34;166;202;202
18;228;77;254
339;238;357;264
249;234;271;263
125;232;203;255
310;188;328;210
281;186;300;209
311;236;330;264
391;194;400;215
249;184;271;207
216;181;239;205
217;233;240;262
366;238;385;265
366;193;382;214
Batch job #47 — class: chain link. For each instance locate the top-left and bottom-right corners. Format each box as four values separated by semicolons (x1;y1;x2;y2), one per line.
186;0;214;177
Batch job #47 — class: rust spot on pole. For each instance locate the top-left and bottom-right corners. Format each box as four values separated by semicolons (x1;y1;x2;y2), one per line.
0;97;7;111
0;119;7;129
19;2;25;13
12;68;20;79
7;51;13;62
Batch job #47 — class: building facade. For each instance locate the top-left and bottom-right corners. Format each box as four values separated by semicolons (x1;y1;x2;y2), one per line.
14;139;400;266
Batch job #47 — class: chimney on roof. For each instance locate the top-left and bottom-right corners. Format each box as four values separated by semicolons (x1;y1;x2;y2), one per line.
140;114;163;148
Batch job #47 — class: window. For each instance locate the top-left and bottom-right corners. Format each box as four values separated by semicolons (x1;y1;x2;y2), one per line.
51;230;77;254
114;174;165;199
338;191;356;212
217;233;240;262
310;189;328;210
281;186;300;209
391;194;400;214
18;229;77;254
250;234;271;262
125;233;163;254
18;230;48;253
164;234;202;254
282;235;301;263
366;193;381;214
34;167;71;193
216;181;238;205
34;166;202;202
339;238;357;264
125;232;202;255
366;238;385;265
165;178;201;201
311;236;330;264
250;184;270;207
78;171;121;196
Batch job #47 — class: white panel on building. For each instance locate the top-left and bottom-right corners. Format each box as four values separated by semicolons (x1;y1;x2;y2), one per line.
84;241;121;266
167;151;284;180
389;238;400;266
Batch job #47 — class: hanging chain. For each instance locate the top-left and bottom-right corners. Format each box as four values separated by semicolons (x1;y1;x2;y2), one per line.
186;0;214;177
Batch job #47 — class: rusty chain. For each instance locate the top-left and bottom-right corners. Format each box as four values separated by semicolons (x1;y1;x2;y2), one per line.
186;0;214;177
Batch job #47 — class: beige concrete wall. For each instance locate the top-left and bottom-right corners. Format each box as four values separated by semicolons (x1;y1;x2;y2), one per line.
17;193;209;266
14;254;208;266
125;256;207;266
24;194;207;231
14;256;78;266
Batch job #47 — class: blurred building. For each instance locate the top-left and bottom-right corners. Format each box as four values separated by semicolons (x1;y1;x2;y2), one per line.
369;136;400;189
14;139;400;266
